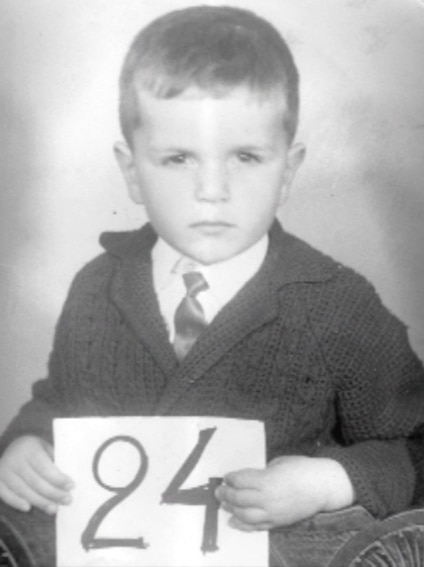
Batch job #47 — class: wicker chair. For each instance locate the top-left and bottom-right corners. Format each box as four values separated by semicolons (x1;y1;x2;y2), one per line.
2;508;424;567
328;508;424;567
0;515;34;567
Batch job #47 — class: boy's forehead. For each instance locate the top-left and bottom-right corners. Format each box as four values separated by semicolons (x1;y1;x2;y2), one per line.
134;86;289;130
136;83;287;105
130;88;291;153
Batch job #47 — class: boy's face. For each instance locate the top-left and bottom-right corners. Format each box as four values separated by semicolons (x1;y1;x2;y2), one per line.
115;87;305;265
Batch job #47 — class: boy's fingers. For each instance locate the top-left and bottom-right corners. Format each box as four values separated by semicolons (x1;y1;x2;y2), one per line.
229;506;268;526
0;481;31;512
229;516;272;532
21;464;72;505
235;506;268;524
224;468;262;489
29;452;74;490
4;475;58;515
228;516;256;532
216;485;261;508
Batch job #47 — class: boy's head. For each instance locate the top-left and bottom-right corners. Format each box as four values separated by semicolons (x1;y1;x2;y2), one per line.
115;6;305;265
119;5;300;147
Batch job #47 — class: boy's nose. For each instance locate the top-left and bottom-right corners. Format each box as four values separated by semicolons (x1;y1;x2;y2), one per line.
195;163;230;202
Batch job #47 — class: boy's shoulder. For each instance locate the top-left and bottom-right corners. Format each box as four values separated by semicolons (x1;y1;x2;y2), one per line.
269;222;388;318
99;222;156;260
269;221;365;289
67;224;155;295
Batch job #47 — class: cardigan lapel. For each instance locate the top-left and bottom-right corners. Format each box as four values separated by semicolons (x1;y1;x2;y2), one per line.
102;225;178;379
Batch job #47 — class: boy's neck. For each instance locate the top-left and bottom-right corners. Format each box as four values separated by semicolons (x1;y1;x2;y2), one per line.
152;234;269;295
153;234;269;271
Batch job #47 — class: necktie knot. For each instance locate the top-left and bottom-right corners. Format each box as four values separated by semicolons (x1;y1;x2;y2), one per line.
173;271;209;360
183;271;209;298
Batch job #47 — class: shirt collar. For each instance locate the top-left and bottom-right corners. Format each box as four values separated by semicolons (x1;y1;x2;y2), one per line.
152;236;269;302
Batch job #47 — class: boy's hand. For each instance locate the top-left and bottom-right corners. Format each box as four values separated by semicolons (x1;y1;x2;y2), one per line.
0;435;74;515
215;455;355;531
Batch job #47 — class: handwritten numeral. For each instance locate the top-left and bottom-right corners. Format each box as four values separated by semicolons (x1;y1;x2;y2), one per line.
81;429;222;554
81;435;149;550
161;427;222;553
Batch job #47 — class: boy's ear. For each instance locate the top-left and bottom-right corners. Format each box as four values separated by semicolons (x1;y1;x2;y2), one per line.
279;142;306;204
114;141;144;205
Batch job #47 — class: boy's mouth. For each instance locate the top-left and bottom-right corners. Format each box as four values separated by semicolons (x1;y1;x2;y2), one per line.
190;221;234;235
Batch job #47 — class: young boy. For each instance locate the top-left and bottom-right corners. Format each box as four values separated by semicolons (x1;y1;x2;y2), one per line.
0;5;424;567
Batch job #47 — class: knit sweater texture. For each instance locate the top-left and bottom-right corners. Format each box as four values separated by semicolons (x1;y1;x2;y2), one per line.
1;220;424;520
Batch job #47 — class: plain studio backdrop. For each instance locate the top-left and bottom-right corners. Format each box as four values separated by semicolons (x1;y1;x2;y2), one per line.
0;0;424;434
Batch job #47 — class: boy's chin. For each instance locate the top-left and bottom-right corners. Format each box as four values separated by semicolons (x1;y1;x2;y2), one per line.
179;245;245;266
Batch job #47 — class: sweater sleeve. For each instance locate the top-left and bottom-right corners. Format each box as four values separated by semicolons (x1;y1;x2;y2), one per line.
313;268;424;518
0;254;111;456
0;320;68;455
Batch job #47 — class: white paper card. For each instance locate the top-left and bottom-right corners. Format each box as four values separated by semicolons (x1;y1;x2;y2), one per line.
54;416;267;567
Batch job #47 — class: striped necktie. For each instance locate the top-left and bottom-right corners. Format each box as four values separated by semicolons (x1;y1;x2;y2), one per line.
173;271;209;360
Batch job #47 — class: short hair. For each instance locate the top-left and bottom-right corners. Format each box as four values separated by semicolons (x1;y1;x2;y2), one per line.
119;5;300;146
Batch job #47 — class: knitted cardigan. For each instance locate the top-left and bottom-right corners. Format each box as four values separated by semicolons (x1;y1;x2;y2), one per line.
1;220;424;519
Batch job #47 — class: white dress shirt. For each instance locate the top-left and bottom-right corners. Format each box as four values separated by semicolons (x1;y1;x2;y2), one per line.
151;236;269;341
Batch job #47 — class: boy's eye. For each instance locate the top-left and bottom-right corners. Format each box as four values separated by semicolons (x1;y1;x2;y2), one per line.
237;152;262;164
163;154;191;166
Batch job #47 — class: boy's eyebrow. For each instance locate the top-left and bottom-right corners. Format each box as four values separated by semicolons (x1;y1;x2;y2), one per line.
147;143;277;155
147;146;194;154
234;144;276;153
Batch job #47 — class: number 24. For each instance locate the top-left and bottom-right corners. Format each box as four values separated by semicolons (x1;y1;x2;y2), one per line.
81;427;222;554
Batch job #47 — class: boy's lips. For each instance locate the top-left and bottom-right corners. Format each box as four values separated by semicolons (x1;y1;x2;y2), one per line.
189;221;234;235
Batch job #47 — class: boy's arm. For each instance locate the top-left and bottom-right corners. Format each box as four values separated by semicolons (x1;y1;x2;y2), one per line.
407;425;424;505
0;320;70;457
0;258;110;512
0;253;111;457
218;272;424;530
0;254;117;513
0;382;65;459
312;270;424;519
216;455;355;530
0;272;84;512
